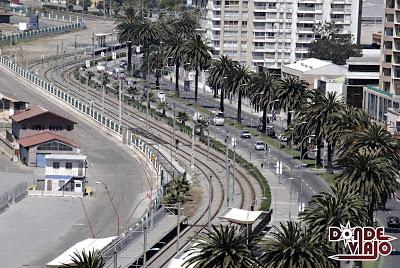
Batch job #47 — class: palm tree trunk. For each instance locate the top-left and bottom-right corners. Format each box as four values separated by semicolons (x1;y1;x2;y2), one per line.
369;196;376;226
127;41;132;73
287;111;292;130
316;137;322;167
220;87;224;112
213;87;218;98
195;68;199;102
237;91;242;123
262;106;267;133
327;144;333;170
175;60;180;97
156;74;160;87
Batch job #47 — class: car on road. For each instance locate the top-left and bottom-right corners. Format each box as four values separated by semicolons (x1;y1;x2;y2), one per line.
387;216;400;228
254;141;266;151
240;129;251;139
193;112;204;122
158;91;166;102
211;111;224;126
257;125;276;136
277;134;287;142
120;60;127;68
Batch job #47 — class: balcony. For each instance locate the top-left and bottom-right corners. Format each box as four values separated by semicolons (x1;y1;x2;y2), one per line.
331;17;345;23
254;16;267;20
297;7;316;12
297;17;316;22
331;8;345;12
297;27;314;32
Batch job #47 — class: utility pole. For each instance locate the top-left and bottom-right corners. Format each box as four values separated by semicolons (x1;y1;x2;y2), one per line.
143;225;147;268
74;34;77;61
102;81;105;114
208;175;212;229
177;201;181;254
145;89;149;131
225;131;229;206
113;247;117;268
61;41;64;72
118;78;122;126
232;143;236;207
173;103;176;160
56;44;59;67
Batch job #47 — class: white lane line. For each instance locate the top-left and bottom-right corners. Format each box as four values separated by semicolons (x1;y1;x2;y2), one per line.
309;186;313;190
312;190;316;194
305;182;309;186
389;211;392;214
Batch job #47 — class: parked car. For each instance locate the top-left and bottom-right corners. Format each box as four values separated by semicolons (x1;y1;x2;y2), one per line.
254;141;266;151
193;112;204;122
120;59;127;68
158;91;166;102
211;111;224;126
240;129;251;139
257;125;275;136
277;134;287;142
113;67;125;79
387;216;400;228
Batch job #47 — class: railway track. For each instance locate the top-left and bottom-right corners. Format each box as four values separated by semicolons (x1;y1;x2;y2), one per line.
40;55;258;266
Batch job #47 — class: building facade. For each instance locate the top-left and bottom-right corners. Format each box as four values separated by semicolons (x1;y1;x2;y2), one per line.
205;0;361;71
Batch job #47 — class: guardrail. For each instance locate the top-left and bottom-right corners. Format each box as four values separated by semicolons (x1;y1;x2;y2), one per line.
0;181;28;214
0;11;85;45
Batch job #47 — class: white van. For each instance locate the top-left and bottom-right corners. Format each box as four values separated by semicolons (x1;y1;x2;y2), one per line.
211;111;224;126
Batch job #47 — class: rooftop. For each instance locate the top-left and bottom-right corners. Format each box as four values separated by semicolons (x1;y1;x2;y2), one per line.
284;58;332;73
46;237;117;267
10;105;76;124
347;49;380;64
219;207;263;224
18;132;78;148
45;154;87;161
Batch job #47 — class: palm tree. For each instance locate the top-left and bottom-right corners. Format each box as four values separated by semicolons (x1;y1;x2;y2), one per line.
177;111;189;125
157;101;168;117
226;63;253;123
299;182;368;253
259;221;334;268
339;122;400;165
207;56;235;111
276;75;309;128
181;34;214;102
164;33;186;97
299;90;343;166
249;71;279;133
62;250;104;268
140;45;167;87
184;225;256;268
335;149;400;225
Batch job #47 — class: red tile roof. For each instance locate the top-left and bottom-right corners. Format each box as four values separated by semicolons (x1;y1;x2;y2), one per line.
10;105;76;124
18;132;78;148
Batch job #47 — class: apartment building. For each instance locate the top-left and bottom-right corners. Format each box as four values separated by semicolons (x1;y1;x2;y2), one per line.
206;0;361;71
363;0;400;123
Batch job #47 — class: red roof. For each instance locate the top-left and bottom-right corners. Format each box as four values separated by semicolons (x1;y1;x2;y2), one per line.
18;132;78;148
10;105;76;124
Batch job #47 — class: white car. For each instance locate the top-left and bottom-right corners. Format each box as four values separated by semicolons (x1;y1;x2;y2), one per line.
211;111;224;126
277;135;288;142
254;141;266;151
240;130;251;139
193;112;204;122
158;91;166;102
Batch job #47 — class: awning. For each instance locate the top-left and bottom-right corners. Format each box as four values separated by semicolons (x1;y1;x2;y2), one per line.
45;175;74;180
46;237;117;267
219;208;263;225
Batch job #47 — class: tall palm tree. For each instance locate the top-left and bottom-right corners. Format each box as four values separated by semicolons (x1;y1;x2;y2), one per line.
62;250;104;268
177;111;189;125
299;182;368;253
339;122;400;165
184;225;256;268
164;33;186;97
207;55;235;111
299;90;343;166
226;63;253;123
249;71;279;133
140;45;167;87
335;149;400;225
259;221;334;268
181;34;214;102
276;75;309;127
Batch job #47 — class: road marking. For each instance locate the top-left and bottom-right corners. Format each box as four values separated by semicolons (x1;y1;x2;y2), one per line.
309;186;313;190
305;182;309;186
312;190;316;194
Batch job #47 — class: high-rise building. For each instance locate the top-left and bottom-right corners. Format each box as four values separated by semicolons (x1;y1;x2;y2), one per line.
205;0;361;71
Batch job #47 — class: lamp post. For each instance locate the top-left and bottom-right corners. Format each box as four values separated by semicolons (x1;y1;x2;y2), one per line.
96;181;120;236
300;134;316;157
0;99;5;134
291;121;307;159
288;177;295;220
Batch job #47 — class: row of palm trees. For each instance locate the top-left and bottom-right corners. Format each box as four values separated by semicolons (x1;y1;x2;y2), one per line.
116;5;214;101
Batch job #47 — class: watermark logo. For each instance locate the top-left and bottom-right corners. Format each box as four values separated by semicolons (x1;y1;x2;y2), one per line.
328;222;397;261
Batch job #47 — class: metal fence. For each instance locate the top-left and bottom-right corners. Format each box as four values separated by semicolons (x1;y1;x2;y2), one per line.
0;11;85;45
0;181;28;214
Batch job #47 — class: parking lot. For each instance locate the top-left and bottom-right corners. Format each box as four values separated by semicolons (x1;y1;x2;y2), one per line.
0;196;86;267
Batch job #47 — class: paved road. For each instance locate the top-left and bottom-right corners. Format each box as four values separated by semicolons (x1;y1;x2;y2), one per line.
0;66;150;266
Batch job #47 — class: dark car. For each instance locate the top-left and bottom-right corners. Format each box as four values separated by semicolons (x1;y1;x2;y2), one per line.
257;125;275;137
387;216;400;228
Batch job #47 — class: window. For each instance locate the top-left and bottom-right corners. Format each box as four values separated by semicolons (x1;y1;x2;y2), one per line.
58;180;65;188
66;162;73;169
53;162;60;169
38;141;73;151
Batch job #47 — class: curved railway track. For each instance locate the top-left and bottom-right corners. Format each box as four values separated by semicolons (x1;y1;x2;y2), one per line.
40;56;258;266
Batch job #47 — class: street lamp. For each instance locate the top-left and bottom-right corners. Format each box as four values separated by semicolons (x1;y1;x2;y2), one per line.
291;121;307;159
300;134;316;156
95;181;120;236
0;99;5;134
288;177;295;220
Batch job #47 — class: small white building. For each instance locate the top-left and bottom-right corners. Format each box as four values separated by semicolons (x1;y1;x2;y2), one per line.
44;154;87;193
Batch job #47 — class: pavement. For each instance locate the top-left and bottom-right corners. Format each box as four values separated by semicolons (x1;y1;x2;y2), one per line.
0;58;151;266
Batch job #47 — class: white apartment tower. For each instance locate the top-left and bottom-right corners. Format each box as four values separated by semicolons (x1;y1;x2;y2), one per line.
206;0;361;71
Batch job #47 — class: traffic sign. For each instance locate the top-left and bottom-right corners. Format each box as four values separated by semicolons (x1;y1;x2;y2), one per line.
85;60;90;68
231;137;236;148
184;80;190;92
112;52;117;60
101;51;105;57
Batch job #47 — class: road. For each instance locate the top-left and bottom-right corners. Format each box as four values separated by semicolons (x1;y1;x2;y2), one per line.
0;66;151;266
